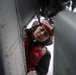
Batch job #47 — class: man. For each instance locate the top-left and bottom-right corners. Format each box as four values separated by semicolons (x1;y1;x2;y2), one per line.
23;19;54;75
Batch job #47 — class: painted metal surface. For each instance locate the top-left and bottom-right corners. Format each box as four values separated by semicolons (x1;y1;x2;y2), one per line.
0;0;26;75
54;10;76;75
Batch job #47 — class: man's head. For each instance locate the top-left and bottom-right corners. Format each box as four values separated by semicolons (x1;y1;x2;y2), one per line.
33;20;54;42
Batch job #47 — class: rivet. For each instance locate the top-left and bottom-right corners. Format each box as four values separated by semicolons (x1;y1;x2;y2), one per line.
1;25;4;28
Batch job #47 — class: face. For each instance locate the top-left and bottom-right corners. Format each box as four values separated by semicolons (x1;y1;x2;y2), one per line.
33;26;50;42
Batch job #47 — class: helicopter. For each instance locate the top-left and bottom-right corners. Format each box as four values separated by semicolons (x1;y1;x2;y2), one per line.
0;0;76;75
